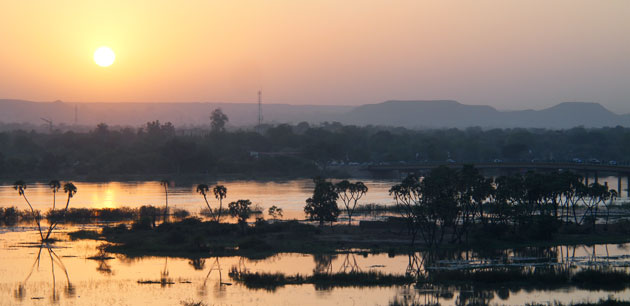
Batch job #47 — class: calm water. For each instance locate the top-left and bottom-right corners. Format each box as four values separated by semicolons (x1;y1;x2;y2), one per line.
0;179;398;220
1;177;627;217
1;227;630;305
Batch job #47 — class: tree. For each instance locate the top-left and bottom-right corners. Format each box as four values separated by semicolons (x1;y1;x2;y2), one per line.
13;180;44;241
48;180;61;210
94;123;109;136
45;182;77;240
304;178;340;227
63;182;77;209
420;166;461;247
213;185;227;222
228;199;252;232
389;175;422;245
210;108;229;133
335;180;368;225
196;184;212;219
268;205;284;220
160;179;170;222
458;165;493;227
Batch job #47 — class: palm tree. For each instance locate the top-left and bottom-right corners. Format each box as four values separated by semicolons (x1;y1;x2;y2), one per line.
13;180;44;241
48;180;61;210
45;182;77;240
160;179;170;222
62;182;77;210
213;185;227;222
196;184;212;218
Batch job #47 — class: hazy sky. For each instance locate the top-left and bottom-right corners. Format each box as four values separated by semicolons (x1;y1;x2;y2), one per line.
1;0;629;112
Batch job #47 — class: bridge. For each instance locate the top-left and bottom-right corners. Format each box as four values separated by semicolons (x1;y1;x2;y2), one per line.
366;162;630;196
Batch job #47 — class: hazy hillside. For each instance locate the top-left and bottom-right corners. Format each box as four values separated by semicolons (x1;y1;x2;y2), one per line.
0;99;628;129
343;100;500;128
0;100;350;127
342;100;630;129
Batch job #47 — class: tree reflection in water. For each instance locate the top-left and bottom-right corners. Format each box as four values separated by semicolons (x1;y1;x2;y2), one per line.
14;243;74;303
338;253;361;273
313;254;336;274
392;244;630;305
90;244;114;275
197;257;229;298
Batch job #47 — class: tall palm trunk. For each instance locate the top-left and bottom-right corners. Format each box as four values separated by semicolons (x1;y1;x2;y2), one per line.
163;186;169;222
22;194;44;241
216;198;223;222
45;194;72;240
202;194;213;219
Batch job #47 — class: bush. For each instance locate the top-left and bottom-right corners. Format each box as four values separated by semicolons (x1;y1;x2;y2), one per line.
0;207;19;224
131;218;153;231
172;208;190;220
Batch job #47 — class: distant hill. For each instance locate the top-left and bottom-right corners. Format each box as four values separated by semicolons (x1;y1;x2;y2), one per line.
343;100;500;128
0;99;628;129
342;100;630;129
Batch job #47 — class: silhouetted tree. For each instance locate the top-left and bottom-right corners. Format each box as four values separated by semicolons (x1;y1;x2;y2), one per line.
160;179;170;222
304;178;340;227
94;123;109;136
210;108;229;133
335;180;368;225
420;166;460;247
228;199;252;233
63;183;77;209
48;180;61;210
268;205;283;220
13;180;44;241
196;184;212;218
390;175;422;245
45;182;77;240
213;185;227;222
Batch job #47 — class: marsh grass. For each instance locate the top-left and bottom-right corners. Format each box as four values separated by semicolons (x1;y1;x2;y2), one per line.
526;297;630;305
423;267;630;291
45;206;195;222
228;268;414;291
0;206;39;224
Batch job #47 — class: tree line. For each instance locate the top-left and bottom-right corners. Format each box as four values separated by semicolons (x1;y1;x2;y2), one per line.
1;114;630;178
389;165;618;247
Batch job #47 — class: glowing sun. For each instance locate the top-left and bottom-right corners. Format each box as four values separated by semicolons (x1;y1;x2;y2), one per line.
94;46;115;67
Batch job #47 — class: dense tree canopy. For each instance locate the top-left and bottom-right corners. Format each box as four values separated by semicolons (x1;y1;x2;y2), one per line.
0;121;629;178
390;166;618;247
305;178;340;226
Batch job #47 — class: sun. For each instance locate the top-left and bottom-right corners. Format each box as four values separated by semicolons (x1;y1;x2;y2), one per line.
94;46;115;67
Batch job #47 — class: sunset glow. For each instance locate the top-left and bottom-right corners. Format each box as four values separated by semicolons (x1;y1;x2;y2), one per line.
0;1;628;112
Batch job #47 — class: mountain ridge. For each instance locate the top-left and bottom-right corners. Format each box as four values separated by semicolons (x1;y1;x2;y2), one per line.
0;99;627;129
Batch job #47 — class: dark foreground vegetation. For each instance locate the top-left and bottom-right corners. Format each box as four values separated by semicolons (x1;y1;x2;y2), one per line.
70;218;326;256
1;117;630;179
228;269;414;291
389;297;630;306
420;267;630;291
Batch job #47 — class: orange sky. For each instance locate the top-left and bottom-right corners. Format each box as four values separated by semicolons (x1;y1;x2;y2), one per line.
1;0;629;112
